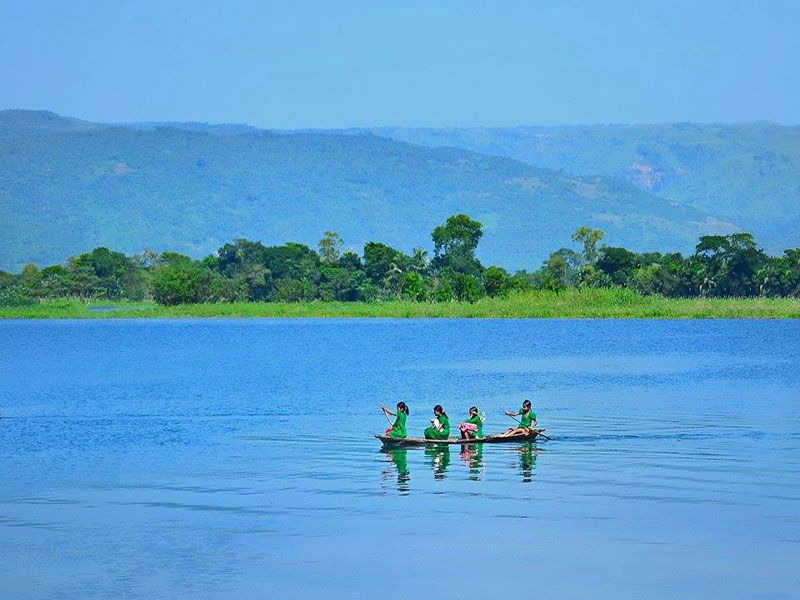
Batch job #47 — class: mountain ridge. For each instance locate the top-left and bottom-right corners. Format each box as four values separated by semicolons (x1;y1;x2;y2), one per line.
0;110;759;272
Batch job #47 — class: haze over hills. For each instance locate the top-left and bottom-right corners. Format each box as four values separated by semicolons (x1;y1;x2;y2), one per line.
0;109;784;272
358;123;800;246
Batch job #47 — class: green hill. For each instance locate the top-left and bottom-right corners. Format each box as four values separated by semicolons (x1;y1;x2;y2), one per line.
1;110;737;272
361;123;800;248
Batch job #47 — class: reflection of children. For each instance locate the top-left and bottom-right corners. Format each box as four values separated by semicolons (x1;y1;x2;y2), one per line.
459;406;484;439
387;448;410;491
381;402;409;438
503;399;537;436
519;442;536;483
459;443;484;481
423;405;450;439
425;445;451;479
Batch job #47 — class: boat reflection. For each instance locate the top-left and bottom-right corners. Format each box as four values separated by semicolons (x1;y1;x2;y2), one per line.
379;440;540;486
424;444;451;479
382;448;410;493
459;442;484;480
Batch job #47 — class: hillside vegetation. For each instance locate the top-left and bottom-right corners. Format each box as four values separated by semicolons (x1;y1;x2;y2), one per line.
0;110;733;271
363;123;800;250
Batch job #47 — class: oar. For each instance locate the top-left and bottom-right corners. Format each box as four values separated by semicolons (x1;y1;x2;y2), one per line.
380;405;394;428
506;413;551;441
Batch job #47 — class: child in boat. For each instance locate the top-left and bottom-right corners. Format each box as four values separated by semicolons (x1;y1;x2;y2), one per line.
381;402;409;438
459;406;484;439
424;405;450;440
503;399;537;436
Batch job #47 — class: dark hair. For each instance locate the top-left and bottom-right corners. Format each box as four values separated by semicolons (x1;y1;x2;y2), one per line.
522;399;531;409
397;401;409;415
469;406;478;413
433;404;447;417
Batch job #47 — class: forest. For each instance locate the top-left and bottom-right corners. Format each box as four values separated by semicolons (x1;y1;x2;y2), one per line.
2;213;799;307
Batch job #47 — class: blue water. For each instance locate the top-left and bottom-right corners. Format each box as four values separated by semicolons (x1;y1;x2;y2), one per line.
1;319;799;599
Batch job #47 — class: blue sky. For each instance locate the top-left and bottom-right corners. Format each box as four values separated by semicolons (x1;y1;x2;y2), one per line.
1;0;799;128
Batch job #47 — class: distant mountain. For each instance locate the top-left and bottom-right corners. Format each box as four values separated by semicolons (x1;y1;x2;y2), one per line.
0;109;102;132
0;109;260;136
0;110;734;272
357;123;800;248
116;121;260;135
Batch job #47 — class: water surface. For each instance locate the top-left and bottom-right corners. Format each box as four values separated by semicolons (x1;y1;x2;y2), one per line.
1;319;799;599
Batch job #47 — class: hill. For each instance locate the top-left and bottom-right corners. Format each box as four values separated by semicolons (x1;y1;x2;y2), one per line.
359;123;800;249
1;110;736;272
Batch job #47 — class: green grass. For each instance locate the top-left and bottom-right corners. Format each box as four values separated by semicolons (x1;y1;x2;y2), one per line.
3;288;800;319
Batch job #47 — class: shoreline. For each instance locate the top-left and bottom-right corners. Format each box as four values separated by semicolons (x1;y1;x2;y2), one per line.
3;289;800;319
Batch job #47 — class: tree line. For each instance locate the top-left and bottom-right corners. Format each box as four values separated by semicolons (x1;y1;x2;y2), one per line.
2;213;799;307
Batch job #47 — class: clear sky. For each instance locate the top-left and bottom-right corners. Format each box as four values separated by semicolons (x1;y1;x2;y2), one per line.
1;0;799;128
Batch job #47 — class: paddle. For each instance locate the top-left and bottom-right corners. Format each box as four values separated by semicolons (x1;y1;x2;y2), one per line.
506;413;552;441
380;404;394;428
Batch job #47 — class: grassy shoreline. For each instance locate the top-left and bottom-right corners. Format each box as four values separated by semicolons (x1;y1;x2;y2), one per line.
3;289;800;319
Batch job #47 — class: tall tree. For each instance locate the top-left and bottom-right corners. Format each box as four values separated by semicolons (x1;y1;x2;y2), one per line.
571;226;605;264
363;242;406;285
318;231;344;265
431;214;484;275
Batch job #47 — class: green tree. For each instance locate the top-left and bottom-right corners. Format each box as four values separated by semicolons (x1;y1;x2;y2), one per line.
0;271;33;307
409;247;429;274
318;231;344;265
507;272;532;293
363;242;407;285
274;278;317;302
262;243;320;282
215;239;268;276
631;264;660;295
431;214;484;276
64;259;101;299
339;250;362;272
452;273;482;302
343;271;379;301
432;277;455;302
694;233;766;297
318;265;351;301
20;263;42;295
240;263;272;301
159;252;194;267
382;263;406;298
152;263;214;305
38;265;71;298
597;246;639;286
87;247;129;279
543;248;583;289
402;271;426;301
483;266;510;297
571;226;605;264
770;249;800;296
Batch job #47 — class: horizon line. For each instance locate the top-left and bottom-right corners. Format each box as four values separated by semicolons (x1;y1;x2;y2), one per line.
2;107;798;131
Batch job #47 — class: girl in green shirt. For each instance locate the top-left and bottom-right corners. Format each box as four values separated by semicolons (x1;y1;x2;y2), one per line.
424;405;450;440
381;402;409;438
502;399;537;436
459;406;484;439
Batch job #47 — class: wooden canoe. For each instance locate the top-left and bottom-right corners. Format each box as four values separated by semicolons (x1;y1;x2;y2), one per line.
376;429;546;446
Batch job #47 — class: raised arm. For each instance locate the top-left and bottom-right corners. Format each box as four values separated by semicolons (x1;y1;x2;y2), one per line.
381;404;396;417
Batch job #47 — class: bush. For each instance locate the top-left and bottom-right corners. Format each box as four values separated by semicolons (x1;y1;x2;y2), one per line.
483;265;510;297
152;264;214;305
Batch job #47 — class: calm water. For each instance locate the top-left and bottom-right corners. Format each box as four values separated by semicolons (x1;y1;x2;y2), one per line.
1;319;799;599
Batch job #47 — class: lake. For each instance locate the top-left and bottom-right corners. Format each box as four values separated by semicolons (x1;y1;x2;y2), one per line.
1;318;799;599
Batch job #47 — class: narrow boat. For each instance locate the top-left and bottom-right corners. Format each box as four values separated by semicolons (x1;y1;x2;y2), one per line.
376;429;546;446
